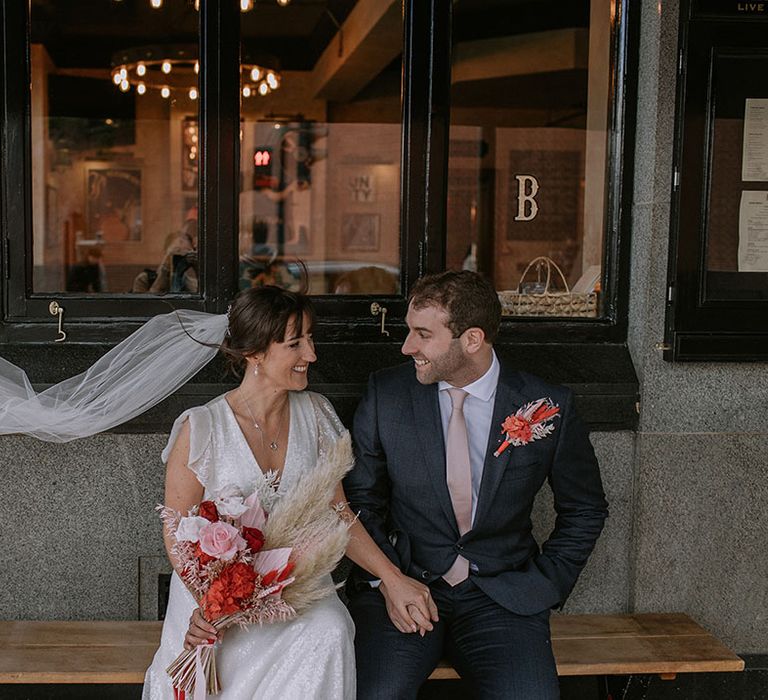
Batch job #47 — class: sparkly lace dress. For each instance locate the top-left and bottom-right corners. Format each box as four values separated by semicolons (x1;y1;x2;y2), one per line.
142;391;356;700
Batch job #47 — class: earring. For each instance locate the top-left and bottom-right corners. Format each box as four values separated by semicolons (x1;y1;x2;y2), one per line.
253;363;260;377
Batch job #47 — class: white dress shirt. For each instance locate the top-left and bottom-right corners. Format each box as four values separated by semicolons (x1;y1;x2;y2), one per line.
438;350;500;525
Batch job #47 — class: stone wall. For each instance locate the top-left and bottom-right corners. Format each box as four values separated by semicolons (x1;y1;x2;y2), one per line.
624;0;768;653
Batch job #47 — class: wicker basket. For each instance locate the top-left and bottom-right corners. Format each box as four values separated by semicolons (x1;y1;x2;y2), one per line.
497;256;597;318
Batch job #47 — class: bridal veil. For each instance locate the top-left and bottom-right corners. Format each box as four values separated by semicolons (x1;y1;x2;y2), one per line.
0;310;228;443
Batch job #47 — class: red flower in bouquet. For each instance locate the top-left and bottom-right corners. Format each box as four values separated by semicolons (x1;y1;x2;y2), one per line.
194;543;216;566
202;562;257;620
242;526;265;553
198;500;219;522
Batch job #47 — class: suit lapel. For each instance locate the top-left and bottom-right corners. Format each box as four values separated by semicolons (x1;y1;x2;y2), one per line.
473;368;527;530
410;380;459;531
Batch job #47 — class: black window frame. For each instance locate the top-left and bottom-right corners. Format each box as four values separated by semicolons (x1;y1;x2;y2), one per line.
664;1;768;361
0;0;641;433
1;0;639;344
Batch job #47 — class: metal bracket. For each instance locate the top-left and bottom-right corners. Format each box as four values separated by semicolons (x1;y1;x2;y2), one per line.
370;302;390;337
49;301;67;342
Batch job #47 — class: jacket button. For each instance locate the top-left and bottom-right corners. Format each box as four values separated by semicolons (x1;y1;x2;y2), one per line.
420;570;430;580
456;544;464;551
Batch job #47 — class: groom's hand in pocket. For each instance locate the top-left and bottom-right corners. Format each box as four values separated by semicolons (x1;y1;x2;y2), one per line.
184;608;222;651
379;572;439;636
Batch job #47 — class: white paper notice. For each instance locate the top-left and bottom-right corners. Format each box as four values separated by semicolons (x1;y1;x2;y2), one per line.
742;99;768;182
738;191;768;272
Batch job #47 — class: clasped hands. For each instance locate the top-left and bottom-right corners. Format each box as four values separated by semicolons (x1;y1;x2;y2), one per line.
379;571;439;636
183;572;439;649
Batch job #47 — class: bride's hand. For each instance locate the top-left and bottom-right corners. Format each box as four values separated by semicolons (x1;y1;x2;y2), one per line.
379;572;439;636
183;608;222;651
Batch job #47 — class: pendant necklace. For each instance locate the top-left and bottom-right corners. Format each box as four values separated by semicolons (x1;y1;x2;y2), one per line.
241;391;288;451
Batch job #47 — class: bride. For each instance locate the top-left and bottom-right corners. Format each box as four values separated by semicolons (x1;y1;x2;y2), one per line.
142;285;437;700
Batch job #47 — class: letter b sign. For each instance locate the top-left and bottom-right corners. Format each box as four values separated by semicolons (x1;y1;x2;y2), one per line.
514;174;539;221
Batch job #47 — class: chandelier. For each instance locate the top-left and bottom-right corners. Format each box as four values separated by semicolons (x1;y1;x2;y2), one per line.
145;0;292;10
111;45;280;100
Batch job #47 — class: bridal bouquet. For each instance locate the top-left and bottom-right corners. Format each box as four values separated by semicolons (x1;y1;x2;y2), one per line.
159;435;354;700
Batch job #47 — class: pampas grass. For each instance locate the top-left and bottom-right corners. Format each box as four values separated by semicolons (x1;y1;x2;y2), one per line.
263;432;354;614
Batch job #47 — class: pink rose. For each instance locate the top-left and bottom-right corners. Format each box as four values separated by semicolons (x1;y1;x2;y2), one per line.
198;521;246;561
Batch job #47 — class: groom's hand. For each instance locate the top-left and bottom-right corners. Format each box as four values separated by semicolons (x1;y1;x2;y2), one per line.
379;572;439;636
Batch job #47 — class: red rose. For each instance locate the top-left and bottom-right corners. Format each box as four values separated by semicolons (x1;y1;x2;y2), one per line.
198;501;219;522
242;527;265;553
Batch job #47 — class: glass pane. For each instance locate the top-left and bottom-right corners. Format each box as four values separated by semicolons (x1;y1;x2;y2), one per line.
30;0;200;295
238;2;403;295
447;1;612;318
704;52;768;302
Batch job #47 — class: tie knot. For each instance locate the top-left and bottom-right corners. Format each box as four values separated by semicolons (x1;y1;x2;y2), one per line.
447;388;468;411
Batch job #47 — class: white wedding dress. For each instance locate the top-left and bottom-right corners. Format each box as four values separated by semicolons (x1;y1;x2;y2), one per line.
142;391;356;700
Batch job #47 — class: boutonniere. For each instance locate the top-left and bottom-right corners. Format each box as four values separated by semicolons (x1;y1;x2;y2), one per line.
493;398;560;457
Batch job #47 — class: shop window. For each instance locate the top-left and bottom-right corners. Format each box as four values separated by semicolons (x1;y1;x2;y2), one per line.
2;1;636;346
29;0;201;297
237;2;403;297
446;0;616;319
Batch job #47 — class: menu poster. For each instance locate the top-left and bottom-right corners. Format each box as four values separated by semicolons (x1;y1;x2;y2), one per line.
738;191;768;271
742;98;768;181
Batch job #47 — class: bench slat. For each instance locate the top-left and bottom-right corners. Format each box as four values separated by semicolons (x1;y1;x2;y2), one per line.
551;612;706;638
0;621;161;648
0;613;744;684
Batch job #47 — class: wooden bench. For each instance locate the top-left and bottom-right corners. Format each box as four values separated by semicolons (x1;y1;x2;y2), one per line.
0;613;744;685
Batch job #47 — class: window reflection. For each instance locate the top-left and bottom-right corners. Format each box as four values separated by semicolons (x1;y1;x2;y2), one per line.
239;1;403;296
30;0;200;295
447;1;613;317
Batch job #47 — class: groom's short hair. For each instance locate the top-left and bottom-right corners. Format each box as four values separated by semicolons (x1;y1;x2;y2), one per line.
409;270;501;343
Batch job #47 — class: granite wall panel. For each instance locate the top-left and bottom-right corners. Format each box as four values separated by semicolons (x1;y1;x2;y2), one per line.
631;432;768;652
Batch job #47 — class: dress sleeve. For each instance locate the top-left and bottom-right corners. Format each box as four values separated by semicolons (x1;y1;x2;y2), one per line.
308;392;349;453
161;405;214;486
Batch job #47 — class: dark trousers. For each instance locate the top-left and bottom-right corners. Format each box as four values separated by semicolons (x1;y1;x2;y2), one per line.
349;578;559;700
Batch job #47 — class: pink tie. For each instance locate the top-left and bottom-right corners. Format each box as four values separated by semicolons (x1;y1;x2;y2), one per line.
443;388;472;586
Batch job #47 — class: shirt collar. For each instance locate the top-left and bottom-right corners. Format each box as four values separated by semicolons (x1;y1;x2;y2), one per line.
438;350;499;403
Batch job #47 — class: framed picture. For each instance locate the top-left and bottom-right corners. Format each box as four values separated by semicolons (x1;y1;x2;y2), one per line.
341;213;380;252
86;167;142;242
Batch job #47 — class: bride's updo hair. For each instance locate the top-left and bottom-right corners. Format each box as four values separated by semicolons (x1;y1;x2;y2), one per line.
221;285;315;377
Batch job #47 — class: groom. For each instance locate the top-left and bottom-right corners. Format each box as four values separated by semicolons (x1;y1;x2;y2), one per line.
344;271;608;699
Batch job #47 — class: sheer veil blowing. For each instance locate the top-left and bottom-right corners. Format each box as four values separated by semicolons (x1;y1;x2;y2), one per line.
0;310;228;443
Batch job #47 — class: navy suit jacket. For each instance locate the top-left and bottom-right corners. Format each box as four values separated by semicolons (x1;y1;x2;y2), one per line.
344;360;608;615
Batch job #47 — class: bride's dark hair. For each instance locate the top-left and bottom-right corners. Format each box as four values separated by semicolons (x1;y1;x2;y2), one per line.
221;285;315;378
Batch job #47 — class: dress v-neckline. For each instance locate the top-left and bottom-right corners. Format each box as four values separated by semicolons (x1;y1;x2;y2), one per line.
222;392;294;492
